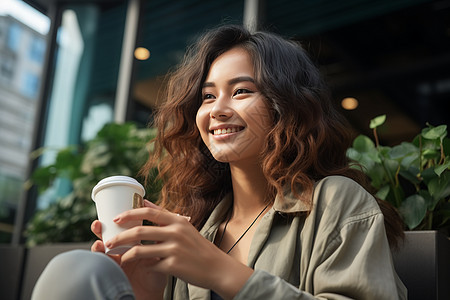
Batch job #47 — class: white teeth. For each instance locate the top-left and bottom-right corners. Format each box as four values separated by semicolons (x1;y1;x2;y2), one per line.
214;127;240;135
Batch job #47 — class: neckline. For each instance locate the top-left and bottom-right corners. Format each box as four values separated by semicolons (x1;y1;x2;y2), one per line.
216;203;270;254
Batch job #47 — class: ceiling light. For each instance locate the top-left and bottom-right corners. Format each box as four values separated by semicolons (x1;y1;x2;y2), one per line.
134;47;150;60
341;97;359;110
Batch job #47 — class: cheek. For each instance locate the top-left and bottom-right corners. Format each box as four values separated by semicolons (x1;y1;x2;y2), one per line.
241;100;272;132
196;107;210;140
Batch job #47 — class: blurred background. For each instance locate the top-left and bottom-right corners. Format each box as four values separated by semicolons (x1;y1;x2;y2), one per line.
0;0;449;299
0;0;449;251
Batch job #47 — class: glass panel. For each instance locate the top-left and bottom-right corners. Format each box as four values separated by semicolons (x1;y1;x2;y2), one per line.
0;0;50;243
129;0;245;126
36;2;127;210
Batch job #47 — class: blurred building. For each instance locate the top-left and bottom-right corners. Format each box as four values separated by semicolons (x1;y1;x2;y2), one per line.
0;14;45;242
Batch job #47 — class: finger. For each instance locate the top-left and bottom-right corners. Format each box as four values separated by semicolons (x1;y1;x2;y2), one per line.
91;240;105;253
105;225;169;250
144;200;162;209
120;243;169;267
91;240;123;266
143;201;191;221
114;207;179;226
91;220;102;239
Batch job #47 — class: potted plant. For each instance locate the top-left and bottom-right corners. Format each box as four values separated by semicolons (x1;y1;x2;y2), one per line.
25;122;160;246
347;115;450;299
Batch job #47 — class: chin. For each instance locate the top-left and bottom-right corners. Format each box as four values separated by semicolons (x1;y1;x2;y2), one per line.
210;152;232;163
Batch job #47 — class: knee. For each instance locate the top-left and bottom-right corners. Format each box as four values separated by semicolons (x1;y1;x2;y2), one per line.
32;250;130;300
50;249;112;272
38;249;122;282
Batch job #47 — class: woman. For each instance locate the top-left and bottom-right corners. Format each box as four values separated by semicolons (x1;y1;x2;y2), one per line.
32;25;406;300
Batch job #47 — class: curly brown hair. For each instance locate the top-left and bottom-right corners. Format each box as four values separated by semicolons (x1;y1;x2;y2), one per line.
140;24;404;247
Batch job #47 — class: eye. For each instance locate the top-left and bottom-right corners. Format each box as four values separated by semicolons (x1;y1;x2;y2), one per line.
202;93;215;101
233;88;253;96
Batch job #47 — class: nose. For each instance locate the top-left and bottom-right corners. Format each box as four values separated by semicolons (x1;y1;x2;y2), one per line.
210;96;233;120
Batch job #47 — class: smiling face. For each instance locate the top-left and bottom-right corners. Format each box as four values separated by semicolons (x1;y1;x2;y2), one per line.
196;47;272;165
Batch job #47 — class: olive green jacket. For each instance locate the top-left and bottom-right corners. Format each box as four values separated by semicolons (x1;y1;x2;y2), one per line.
165;176;407;299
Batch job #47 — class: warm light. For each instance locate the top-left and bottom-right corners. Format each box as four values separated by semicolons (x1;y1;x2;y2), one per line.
134;47;150;60
341;97;359;110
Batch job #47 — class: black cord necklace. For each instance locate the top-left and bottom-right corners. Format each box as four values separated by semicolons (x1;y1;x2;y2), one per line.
217;203;270;254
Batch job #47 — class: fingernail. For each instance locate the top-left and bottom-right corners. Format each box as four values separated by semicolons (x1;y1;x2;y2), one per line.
104;240;112;248
113;216;120;222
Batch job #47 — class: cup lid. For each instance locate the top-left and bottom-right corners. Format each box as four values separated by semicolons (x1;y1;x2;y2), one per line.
91;176;145;201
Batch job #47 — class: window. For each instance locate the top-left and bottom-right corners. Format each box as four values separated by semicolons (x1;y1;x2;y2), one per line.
21;72;40;99
0;59;14;82
7;23;22;51
29;37;45;63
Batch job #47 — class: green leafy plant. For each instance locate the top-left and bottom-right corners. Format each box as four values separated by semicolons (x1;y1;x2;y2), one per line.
25;122;160;246
347;115;450;232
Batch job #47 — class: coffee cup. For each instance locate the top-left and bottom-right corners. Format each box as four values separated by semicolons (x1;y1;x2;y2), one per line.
91;175;145;254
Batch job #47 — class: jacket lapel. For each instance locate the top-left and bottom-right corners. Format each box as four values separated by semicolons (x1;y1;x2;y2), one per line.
247;207;275;267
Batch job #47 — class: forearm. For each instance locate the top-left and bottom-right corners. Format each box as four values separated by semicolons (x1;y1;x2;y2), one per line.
232;270;317;300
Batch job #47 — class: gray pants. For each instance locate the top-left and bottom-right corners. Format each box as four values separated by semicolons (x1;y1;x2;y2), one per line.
31;250;135;300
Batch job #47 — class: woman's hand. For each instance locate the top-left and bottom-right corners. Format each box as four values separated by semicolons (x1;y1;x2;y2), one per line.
104;201;254;300
90;203;167;300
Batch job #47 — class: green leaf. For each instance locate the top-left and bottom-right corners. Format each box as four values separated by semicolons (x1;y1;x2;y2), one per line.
31;166;57;192
418;190;434;210
366;164;387;189
346;148;360;161
352;135;376;153
81;143;110;173
399;194;427;230
443;137;450;157
399;168;421;185
427;171;450;202
421;167;438;184
369;115;386;129
421;124;447;141
400;152;420;169
383;158;400;180
422;148;439;160
375;185;390;200
435;161;450;176
388;142;418;160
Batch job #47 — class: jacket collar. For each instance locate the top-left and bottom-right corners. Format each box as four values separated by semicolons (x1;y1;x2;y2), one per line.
200;185;311;233
272;185;311;213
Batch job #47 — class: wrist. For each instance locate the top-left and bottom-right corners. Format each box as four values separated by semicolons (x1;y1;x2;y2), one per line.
209;254;254;300
136;290;164;300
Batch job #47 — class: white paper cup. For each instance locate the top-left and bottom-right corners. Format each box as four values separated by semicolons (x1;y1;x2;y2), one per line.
91;175;145;255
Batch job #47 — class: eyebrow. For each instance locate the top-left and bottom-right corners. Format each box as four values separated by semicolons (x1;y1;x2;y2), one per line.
202;76;255;88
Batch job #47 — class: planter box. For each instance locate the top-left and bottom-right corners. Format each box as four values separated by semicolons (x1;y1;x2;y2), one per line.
393;231;450;300
0;245;25;300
